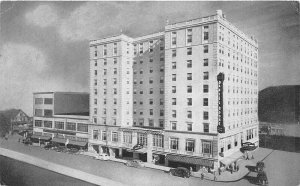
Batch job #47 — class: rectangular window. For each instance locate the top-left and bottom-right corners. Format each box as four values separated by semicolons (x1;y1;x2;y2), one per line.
149;78;153;84
112;132;118;142
187;60;192;68
203;72;209;80
186;139;195;152
171;122;177;130
93;130;98;140
149;40;153;52
160;88;164;94
102;131;107;141
77;123;88;132
54;121;64;130
159;119;164;128
204;45;209;53
44;121;52;128
139;43;143;54
150;109;153;116
202;141;212;154
187;73;192;80
160;110;164;116
160;99;164;105
94;46;98;57
203;123;209;132
149;99;153;105
187;111;192;119
203;85;209;93
170;138;179;150
187;123;192;131
149;88;153;94
113;43;117;55
172;110;177;118
114;68;117;74
187;29;192;43
34;120;42;127
171;32;177;45
203;98;208;106
44;109;53;117
172;98;176;105
187;98;192;106
149;119;154;126
172;49;176;57
187;86;192;93
203;111;209;120
103;59;107;65
137;133;147;146
34;109;43;116
187;47;192;55
203;59;208;66
44;98;53;104
123;132;132;144
172;86;176;93
35;98;43;104
153;134;164;148
204;31;209;41
66;122;76;131
172;62;176;69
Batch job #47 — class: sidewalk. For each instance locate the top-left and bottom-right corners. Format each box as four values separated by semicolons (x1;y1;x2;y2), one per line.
197;148;273;182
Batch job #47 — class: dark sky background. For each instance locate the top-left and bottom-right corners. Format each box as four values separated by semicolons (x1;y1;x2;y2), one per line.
0;1;299;115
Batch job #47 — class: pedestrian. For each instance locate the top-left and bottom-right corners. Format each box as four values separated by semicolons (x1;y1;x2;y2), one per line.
236;165;239;172
214;174;217;181
230;167;233;174
218;167;221;175
190;167;193;172
201;173;204;180
246;151;249;160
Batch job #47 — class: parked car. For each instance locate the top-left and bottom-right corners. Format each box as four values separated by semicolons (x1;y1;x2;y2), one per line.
125;159;145;168
257;170;268;185
240;142;257;152
95;153;110;161
22;139;32;145
67;148;79;154
55;146;67;153
132;143;143;150
44;144;54;150
256;161;265;172
169;167;191;178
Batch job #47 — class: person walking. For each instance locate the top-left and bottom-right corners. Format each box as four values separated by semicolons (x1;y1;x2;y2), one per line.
236;164;239;172
218;167;221;176
201;173;204;180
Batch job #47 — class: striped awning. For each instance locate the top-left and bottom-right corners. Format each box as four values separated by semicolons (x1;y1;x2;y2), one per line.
67;140;87;147
51;137;67;144
166;154;214;167
31;135;51;141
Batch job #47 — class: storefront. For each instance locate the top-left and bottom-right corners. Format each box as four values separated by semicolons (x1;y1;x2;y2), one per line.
30;134;51;146
51;137;67;146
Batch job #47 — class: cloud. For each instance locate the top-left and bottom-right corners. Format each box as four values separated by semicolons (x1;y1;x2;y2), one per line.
25;5;58;27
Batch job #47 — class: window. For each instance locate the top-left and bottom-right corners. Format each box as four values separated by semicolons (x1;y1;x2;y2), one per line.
203;111;209;120
160;66;164;72
149;67;153;73
203;59;208;66
113;43;117;55
187;86;192;93
203;72;209;80
187;123;192;131
113;98;117;104
172;86;176;93
94;117;97;124
103;79;107;85
171;32;177;45
203;123;209;132
187;48;192;55
113;109;117;115
150;109;153;116
44;121;52;128
112;132;118;142
187;73;192;80
153;134;164;148
187;29;192;43
160;99;164;105
203;85;209;93
102;131;107;141
160;76;164;83
160;88;164;94
55;121;64;130
203;98;208;106
159;119;164;128
139;43;143;54
172;110;177;118
94;70;97;76
113;58;117;64
170;138;179;150
204;31;209;41
44;109;53;117
94;79;97;86
149;99;153;105
149;78;153;84
44;98;53;104
93;130;98;140
202;141;212;154
113;68;117;74
172;49;176;57
187;111;192;118
66;122;76;131
187;60;192;68
94;108;97;114
103;45;107;56
186;139;195;152
123;132;132;144
103;59;107;65
77;123;88;132
149;119;154;126
113;78;117;84
149;88;153;94
35;98;43;105
34;120;42;127
172;98;177;105
137;133;147;146
114;88;117;94
204;45;209;53
160;110;164;116
149;41;154;52
172;62;176;69
187;98;192;106
94;46;98;57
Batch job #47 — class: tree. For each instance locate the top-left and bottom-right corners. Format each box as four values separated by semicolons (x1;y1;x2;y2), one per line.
0;114;10;138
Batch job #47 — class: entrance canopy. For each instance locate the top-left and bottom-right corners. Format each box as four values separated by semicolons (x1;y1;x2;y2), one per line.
67;140;87;147
166;154;214;167
31;134;51;141
220;151;243;166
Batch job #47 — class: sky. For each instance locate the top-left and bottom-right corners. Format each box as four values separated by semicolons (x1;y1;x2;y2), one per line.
0;1;299;116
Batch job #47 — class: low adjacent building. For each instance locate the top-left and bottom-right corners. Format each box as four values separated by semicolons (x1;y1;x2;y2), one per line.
32;92;90;148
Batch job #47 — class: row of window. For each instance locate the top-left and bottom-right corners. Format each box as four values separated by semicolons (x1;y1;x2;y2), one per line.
133;119;164;128
227;86;258;95
133;66;164;74
170;138;212;154
171;59;209;69
34;98;53;105
134;39;164;55
171;45;209;57
34;109;53;117
171;110;209;120
172;72;209;81
34;120;88;132
171;26;209;46
170;122;209;132
94;43;117;58
227;98;258;105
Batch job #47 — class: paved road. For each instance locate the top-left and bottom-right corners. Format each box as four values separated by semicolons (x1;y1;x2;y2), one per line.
1;135;299;186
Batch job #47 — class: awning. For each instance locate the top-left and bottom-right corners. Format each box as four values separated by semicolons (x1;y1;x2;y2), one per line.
51;137;67;144
166;154;214;167
220;151;243;166
31;135;51;141
67;140;87;147
153;151;169;155
127;148;147;153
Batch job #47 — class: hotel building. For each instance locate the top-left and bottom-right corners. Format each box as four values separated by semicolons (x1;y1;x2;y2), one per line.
88;10;259;170
33;92;90;148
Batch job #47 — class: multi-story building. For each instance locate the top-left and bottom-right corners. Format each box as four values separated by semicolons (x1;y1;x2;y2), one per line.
33;92;90;148
88;10;259;170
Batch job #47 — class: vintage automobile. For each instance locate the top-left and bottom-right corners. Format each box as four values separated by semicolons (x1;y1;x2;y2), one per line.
44;143;55;150
169;167;191;178
125;159;145;168
95;153;110;161
132;143;143;150
240;142;257;152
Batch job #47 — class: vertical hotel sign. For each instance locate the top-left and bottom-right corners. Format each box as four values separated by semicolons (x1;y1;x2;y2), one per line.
217;73;225;133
